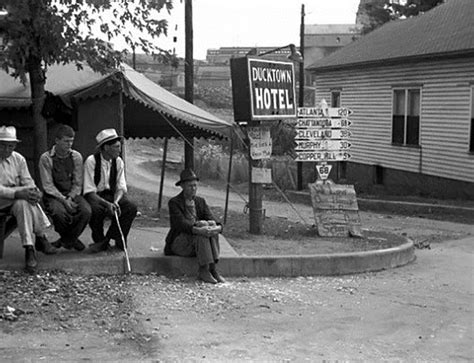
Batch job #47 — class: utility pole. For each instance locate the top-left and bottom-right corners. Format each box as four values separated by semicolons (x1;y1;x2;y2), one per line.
297;3;305;190
184;0;194;169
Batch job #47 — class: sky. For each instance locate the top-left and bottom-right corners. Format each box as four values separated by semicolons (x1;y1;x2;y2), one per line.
156;0;361;60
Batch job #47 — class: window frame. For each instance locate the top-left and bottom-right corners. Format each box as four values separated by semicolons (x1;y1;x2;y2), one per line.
391;87;421;147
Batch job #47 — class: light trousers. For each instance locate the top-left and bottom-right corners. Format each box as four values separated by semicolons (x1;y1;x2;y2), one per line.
8;200;51;246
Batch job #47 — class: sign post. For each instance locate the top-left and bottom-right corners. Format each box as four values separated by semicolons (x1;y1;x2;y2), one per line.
295;101;361;237
231;57;297;234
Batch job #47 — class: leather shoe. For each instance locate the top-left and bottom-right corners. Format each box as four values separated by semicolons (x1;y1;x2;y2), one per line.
86;239;109;254
210;269;226;283
35;236;58;255
51;238;63;249
25;246;37;273
72;239;85;251
198;268;217;284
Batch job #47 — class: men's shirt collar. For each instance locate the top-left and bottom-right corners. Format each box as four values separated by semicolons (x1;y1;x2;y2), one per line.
49;145;72;157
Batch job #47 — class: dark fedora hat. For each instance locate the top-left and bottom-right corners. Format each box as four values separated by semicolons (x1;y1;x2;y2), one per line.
176;169;199;186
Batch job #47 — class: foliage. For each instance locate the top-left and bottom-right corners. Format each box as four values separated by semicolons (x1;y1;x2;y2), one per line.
360;0;444;35
0;0;174;79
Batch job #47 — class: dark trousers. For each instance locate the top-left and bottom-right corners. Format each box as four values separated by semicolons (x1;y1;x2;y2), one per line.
43;195;91;244
85;191;137;246
171;233;220;266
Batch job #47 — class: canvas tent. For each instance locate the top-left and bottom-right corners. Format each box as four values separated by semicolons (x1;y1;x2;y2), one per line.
0;63;236;158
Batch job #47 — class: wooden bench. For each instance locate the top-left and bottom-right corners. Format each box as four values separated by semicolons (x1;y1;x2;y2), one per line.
0;212;17;259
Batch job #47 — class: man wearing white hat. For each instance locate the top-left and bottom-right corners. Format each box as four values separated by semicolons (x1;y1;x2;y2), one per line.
0;126;57;272
83;128;137;253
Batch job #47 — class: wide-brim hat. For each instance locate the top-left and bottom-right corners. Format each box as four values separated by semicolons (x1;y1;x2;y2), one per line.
96;128;122;148
176;169;199;186
0;126;21;142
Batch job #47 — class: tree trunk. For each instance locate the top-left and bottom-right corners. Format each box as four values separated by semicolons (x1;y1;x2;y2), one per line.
28;58;47;184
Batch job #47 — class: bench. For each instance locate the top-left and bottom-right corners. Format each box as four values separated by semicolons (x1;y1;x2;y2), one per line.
0;212;17;259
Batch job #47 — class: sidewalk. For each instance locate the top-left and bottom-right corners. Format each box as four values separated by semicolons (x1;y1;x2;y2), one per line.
0;220;415;276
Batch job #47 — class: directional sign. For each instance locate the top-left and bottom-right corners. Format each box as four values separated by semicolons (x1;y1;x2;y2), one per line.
295;151;352;162
295;140;351;151
296;118;352;128
316;164;332;180
297;107;353;118
295;129;352;140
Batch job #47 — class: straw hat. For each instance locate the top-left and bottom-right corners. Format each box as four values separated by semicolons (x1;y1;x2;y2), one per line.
0;126;20;142
96;128;122;148
176;169;199;186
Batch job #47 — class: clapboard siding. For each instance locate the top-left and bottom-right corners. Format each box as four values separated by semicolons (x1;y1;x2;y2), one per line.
313;57;474;182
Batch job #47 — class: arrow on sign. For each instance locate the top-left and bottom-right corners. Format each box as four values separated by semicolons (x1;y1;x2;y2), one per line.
295;140;351;151
295;151;352;162
296;118;352;128
295;129;352;139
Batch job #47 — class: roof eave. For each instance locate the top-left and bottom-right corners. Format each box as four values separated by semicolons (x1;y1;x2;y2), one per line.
307;49;474;73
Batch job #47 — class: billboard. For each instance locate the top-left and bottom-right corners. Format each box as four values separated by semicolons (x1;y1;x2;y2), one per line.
230;57;297;122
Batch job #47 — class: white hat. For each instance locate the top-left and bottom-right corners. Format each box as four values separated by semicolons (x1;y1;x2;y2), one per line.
96;128;122;148
0;126;21;142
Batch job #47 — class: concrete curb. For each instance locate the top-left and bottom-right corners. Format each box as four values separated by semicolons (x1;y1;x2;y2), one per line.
2;239;415;277
131;239;416;277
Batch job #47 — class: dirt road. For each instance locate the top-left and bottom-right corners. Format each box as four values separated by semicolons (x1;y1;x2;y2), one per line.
2;237;472;361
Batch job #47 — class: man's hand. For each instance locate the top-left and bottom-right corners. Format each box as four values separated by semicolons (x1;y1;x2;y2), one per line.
15;188;42;205
106;201;120;217
63;198;78;214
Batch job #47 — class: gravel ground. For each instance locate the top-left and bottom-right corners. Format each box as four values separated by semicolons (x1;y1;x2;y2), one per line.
3;236;471;362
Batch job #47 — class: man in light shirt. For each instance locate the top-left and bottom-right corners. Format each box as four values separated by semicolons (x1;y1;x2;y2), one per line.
83;128;137;253
0;125;57;272
39;125;91;251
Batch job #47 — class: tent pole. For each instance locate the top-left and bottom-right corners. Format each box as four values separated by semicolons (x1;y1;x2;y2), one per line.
224;133;234;224
157;137;168;217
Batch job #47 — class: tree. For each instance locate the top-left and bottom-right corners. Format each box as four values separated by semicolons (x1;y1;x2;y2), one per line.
359;0;444;35
0;0;173;179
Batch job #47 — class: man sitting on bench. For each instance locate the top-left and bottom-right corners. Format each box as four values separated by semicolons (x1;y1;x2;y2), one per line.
39;125;91;251
0;126;57;272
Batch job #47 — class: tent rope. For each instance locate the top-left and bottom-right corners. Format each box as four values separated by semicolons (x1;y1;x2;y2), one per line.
159;111;250;206
160;111;311;227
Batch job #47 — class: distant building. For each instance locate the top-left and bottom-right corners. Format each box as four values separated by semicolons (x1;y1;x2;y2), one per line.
206;46;298;65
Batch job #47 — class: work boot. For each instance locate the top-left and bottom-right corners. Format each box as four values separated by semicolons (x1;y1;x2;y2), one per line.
35;236;58;255
51;238;63;249
198;266;217;284
72;239;85;251
210;268;226;283
86;239;110;254
24;246;37;273
115;238;127;251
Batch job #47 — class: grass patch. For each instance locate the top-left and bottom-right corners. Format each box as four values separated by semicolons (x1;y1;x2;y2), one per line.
128;185;408;256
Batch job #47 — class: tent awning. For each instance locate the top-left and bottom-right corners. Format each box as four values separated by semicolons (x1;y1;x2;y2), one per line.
0;63;236;139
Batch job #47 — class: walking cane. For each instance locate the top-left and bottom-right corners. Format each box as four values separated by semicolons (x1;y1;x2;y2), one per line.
114;209;131;273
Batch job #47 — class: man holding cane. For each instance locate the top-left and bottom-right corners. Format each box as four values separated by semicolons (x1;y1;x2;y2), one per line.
83;129;137;253
0;126;56;272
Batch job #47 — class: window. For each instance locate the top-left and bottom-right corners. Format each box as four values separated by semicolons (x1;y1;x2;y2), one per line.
392;88;420;146
470;86;474;152
331;90;341;107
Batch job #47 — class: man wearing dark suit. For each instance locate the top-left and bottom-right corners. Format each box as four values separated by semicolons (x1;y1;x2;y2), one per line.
164;169;225;284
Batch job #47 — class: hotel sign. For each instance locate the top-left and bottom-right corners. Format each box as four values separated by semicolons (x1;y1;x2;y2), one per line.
230;57;297;122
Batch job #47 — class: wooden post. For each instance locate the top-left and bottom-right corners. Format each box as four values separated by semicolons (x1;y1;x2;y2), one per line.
157;137;168;217
224;133;234;224
184;0;194;170
248;123;263;234
297;3;305;190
